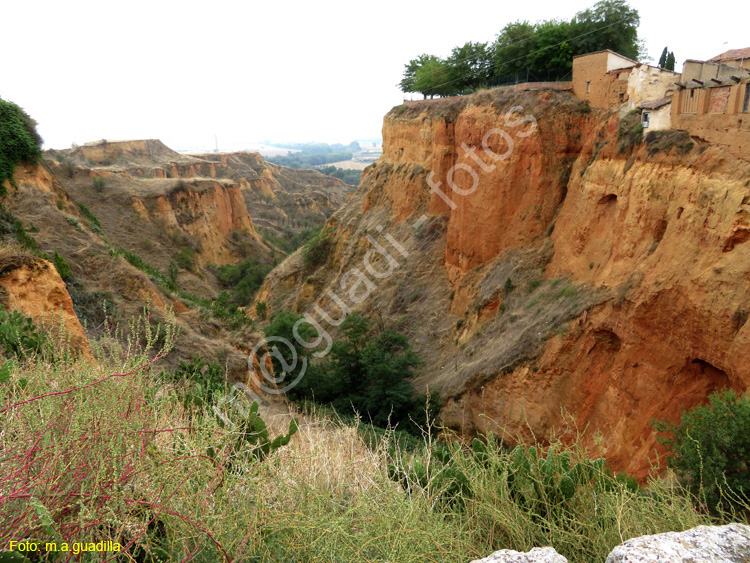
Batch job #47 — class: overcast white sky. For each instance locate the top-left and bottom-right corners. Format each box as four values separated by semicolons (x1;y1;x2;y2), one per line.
3;0;744;151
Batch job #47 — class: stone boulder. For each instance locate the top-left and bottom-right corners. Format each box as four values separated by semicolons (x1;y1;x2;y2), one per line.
470;547;568;563
605;524;750;562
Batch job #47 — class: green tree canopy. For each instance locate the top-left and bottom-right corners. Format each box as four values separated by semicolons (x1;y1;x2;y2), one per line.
399;0;643;97
654;389;750;512
658;46;669;68
0;98;42;186
665;51;676;71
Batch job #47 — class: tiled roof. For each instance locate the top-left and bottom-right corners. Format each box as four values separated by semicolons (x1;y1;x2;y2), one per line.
639;97;672;110
709;47;750;62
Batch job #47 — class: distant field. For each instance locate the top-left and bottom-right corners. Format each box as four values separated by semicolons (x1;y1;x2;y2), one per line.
321;160;374;170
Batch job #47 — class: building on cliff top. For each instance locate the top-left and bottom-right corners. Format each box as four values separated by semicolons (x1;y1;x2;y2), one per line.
669;56;750;159
708;47;750;69
572;50;680;115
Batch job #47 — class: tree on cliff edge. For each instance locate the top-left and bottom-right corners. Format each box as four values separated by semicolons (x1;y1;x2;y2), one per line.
0;98;42;186
399;0;643;97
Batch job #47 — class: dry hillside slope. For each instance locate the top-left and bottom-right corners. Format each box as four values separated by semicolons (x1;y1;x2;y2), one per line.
2;141;352;378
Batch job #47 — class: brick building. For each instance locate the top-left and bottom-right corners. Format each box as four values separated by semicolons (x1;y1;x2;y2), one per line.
671;56;750;159
572;50;680;111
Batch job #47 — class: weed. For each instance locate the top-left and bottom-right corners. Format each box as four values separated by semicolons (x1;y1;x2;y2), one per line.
92;176;106;192
66;216;83;232
617;111;643;154
53;251;71;281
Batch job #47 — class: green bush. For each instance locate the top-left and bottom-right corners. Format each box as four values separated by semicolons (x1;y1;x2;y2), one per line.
92;176;106;192
13;221;39;252
163;355;225;416
266;311;437;435
211;400;298;467
53;251;71;281
215;257;272;305
0;99;42;186
654;388;750;512
210;291;253;329
255;300;268;320
77;202;103;235
0;309;47;360
168;260;179;284
66;216;83;232
174;247;195;271
302;227;333;270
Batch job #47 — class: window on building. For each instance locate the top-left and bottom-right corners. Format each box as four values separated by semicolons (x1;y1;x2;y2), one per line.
642;112;650;128
743;84;750;113
619;92;625;102
586;81;591;94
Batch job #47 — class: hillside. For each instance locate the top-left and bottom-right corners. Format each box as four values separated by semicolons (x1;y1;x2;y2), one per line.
1;140;353;376
52;140;353;255
258;87;750;479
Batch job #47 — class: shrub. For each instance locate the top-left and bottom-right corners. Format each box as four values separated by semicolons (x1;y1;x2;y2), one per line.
527;279;542;293
76;202;102;231
53;251;71;281
163;355;225;416
386;432;702;562
0;309;47;360
215;257;272;305
654;388;750;512
63;161;76;178
617;111;644;153
0;99;42;185
266;311;437;435
255;300;268;319
211;291;253;329
92;176;106;192
168;260;179;284
13;221;38;252
302;226;333;270
174;247;195;271
65;216;83;232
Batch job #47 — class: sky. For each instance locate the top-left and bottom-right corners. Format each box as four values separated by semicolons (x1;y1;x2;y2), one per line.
3;0;745;152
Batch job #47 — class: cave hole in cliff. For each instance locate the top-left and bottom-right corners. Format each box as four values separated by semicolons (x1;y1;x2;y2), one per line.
652;218;668;248
597;194;617;205
590;328;621;353
676;207;684;219
682;358;731;392
722;228;750;253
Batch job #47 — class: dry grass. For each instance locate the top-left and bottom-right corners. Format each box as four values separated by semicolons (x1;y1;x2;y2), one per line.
0;313;737;563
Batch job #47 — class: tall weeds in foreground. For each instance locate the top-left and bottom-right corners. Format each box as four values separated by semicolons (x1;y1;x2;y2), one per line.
0;311;736;562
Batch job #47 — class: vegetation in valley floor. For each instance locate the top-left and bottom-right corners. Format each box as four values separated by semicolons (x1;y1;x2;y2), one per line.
264;311;438;436
316;165;362;186
654;389;750;515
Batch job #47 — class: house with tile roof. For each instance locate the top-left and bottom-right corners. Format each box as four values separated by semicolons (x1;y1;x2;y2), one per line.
708;47;750;70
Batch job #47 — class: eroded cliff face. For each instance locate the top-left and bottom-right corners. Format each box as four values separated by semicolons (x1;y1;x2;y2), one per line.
53;141;352;262
2;161;256;380
0;255;90;356
260;88;750;478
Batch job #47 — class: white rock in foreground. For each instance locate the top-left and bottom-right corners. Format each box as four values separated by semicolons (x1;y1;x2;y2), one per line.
470;546;568;563
605;524;750;563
